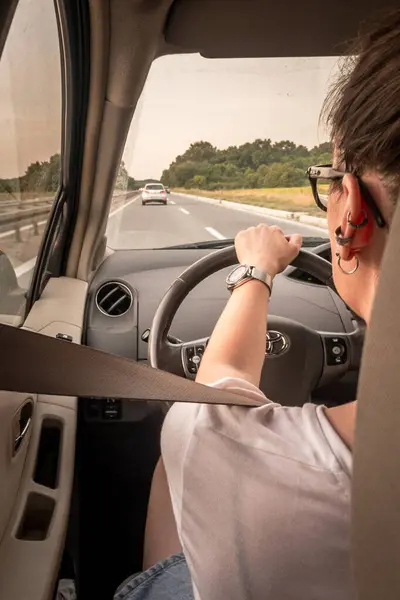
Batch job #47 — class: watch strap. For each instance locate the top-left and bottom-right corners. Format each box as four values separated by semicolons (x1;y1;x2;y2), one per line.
227;264;273;295
249;266;273;294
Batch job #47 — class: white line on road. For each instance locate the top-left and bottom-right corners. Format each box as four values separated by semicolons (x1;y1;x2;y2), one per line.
169;200;176;204
109;194;139;218
15;257;37;278
9;193;139;281
205;227;225;240
180;208;190;215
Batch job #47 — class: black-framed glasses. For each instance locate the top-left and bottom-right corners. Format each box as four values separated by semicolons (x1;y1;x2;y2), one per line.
307;164;387;228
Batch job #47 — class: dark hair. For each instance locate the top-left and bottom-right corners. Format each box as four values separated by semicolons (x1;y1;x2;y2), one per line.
323;10;400;201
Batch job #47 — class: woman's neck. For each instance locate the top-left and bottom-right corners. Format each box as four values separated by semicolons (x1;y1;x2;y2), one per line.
325;401;358;450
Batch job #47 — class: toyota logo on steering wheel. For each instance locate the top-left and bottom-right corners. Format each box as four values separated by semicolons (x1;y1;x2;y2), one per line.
265;331;289;356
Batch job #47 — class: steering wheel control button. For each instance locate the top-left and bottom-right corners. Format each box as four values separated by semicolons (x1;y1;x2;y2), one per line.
332;345;344;356
325;337;348;366
184;345;205;375
102;398;122;420
184;346;197;374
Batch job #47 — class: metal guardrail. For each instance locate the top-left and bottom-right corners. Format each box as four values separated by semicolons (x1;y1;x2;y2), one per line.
0;190;138;242
0;197;53;210
0;206;50;225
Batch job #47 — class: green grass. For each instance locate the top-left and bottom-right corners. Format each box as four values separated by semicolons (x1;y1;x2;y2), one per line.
174;186;325;217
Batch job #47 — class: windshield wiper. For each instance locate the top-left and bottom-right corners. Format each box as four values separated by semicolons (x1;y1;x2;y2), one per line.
162;238;235;250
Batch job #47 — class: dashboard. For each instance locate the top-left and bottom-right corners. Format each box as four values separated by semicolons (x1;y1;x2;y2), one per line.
83;240;360;418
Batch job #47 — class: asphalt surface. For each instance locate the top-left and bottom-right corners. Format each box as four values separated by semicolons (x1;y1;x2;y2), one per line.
106;192;329;249
10;191;328;289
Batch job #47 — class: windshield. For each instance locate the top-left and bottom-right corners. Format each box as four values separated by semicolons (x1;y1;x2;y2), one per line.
108;55;338;249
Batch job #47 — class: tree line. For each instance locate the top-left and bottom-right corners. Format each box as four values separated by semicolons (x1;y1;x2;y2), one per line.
160;139;331;190
0;154;157;198
0;138;332;198
0;153;62;198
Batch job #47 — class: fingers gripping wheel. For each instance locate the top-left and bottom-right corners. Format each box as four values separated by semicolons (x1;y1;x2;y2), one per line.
148;246;363;407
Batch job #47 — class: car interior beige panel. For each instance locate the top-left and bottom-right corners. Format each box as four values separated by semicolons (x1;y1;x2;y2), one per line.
77;101;137;280
0;392;36;547
0;401;77;600
105;0;174;109
0;275;86;599
351;191;400;599
23;277;87;342
71;0;174;281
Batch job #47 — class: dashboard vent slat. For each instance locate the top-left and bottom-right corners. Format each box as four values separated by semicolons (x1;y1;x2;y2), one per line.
95;282;133;317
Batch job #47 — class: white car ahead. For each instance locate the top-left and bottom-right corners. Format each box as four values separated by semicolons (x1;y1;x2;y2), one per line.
141;183;168;205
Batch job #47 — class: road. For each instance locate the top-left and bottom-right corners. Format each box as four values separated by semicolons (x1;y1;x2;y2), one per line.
106;192;328;249
10;191;327;289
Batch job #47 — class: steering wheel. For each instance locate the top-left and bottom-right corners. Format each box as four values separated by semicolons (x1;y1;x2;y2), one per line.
148;246;363;406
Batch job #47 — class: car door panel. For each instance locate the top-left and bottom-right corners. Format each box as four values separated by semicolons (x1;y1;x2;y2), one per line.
0;400;76;600
0;391;36;548
0;277;87;599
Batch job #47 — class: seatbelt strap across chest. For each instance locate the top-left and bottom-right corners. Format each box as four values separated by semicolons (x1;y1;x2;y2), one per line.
0;323;259;407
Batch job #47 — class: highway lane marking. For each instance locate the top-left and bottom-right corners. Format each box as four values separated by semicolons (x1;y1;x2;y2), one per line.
169;200;176;204
180;208;190;215
15;257;38;278
205;227;225;240
109;193;139;218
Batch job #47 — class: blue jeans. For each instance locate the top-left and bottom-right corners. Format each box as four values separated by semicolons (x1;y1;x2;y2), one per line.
114;553;194;600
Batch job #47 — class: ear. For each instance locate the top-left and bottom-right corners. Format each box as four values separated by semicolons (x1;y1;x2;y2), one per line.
337;174;374;261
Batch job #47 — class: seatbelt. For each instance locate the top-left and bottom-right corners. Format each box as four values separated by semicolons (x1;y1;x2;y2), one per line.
0;323;258;407
351;194;400;599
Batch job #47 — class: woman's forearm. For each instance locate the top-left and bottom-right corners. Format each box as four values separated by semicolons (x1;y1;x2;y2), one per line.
196;280;270;386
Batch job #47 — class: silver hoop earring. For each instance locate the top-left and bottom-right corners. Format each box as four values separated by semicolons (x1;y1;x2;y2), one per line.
336;252;359;275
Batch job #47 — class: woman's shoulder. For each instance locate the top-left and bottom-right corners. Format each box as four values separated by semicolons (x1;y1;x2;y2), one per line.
162;377;352;478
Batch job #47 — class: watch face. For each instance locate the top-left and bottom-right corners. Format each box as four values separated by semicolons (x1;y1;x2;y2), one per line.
228;265;248;285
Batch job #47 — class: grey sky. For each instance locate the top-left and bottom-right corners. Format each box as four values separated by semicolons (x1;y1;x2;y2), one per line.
0;0;339;181
123;54;340;180
0;0;61;179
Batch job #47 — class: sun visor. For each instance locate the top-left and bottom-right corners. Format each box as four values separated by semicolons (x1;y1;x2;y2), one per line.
164;0;400;58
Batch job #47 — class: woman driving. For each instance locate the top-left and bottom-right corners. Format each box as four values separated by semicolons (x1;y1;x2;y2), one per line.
115;10;398;600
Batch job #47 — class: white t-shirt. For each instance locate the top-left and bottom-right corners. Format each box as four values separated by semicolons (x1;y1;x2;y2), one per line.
161;378;356;600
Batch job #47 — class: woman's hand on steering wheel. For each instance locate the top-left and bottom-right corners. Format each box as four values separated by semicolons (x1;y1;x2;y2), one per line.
235;224;302;277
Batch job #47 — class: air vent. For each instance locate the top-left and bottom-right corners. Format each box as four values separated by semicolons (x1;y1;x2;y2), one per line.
96;282;133;317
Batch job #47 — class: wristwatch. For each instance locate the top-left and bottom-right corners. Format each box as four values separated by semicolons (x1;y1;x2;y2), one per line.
226;264;273;294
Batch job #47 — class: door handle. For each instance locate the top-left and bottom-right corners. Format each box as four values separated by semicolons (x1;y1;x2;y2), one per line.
13;400;34;455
